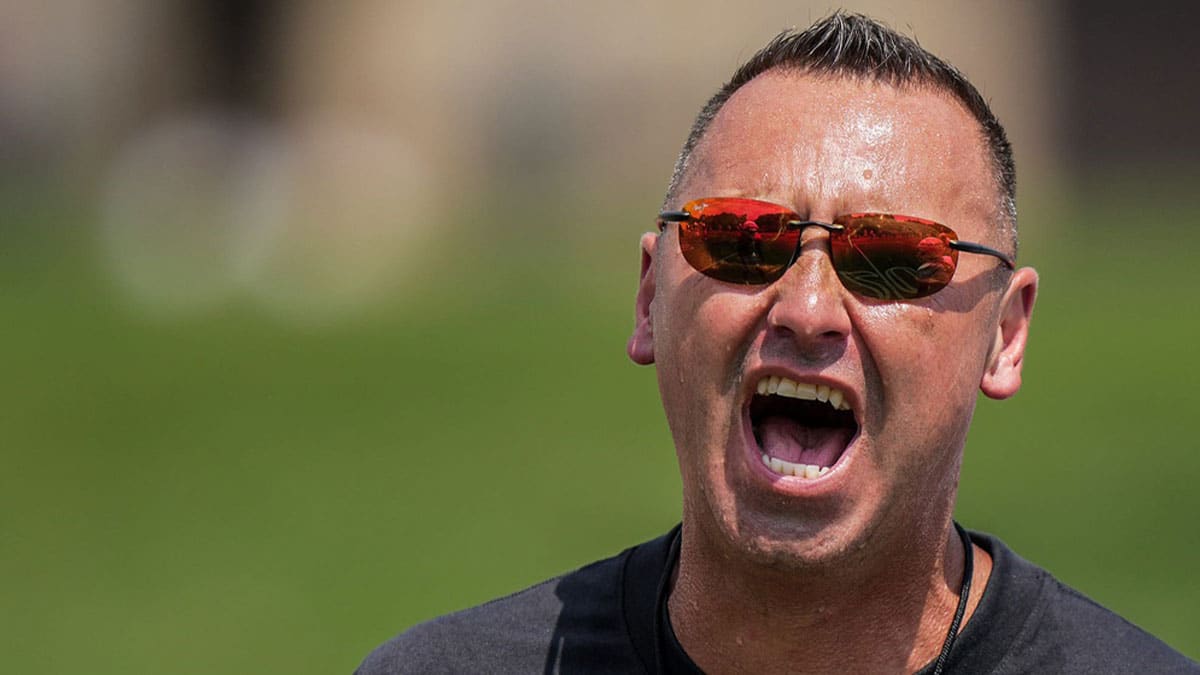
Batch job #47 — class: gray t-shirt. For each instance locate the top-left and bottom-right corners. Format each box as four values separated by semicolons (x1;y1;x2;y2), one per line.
356;525;1199;674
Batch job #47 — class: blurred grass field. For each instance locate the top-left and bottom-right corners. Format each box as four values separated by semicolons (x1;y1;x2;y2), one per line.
2;188;1198;673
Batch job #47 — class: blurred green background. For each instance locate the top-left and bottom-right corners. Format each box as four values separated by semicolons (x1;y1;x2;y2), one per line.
5;189;1199;672
3;2;1198;673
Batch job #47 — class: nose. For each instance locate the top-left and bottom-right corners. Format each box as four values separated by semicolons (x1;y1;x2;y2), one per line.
764;228;852;360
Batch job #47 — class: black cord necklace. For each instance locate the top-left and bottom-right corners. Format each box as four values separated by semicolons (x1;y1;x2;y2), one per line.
931;522;975;675
654;522;975;674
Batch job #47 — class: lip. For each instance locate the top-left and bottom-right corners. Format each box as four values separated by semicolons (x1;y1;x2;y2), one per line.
739;367;863;496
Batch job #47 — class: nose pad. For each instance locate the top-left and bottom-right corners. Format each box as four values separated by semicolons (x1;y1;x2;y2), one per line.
765;233;852;357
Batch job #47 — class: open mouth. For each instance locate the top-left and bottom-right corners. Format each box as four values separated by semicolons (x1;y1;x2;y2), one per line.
750;376;858;479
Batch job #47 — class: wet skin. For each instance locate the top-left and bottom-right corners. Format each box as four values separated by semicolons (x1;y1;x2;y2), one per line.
628;70;1037;672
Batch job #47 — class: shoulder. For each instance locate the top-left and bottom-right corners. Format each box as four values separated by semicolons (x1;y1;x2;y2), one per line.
355;529;676;675
354;574;567;675
962;531;1199;674
1025;575;1198;673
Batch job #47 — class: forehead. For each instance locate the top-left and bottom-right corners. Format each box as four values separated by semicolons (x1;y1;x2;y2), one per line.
681;70;997;231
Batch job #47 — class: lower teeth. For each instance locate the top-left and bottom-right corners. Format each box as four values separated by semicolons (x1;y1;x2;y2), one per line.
761;453;830;478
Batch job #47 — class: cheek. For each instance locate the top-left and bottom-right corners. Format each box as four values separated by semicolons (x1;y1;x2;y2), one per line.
653;281;767;451
656;282;763;388
857;305;987;439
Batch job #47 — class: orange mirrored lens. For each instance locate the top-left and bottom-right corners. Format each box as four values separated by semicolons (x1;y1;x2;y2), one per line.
677;198;800;285
669;199;966;300
830;214;959;300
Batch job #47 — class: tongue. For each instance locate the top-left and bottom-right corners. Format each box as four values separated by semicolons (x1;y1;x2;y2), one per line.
758;415;853;467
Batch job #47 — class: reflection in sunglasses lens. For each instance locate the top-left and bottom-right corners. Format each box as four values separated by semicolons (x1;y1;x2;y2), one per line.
674;199;972;299
681;207;798;285
831;217;959;300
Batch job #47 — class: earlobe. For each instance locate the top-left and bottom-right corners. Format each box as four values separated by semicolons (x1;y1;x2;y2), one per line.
980;267;1038;400
626;233;658;365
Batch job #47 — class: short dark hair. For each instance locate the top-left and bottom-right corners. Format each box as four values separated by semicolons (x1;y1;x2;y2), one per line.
666;12;1017;250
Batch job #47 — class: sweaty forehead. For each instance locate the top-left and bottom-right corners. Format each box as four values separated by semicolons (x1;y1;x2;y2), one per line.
680;70;996;226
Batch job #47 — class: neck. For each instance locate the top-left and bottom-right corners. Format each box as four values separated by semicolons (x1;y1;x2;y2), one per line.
667;521;991;674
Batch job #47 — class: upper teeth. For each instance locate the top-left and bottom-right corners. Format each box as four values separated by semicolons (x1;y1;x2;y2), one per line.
756;376;851;411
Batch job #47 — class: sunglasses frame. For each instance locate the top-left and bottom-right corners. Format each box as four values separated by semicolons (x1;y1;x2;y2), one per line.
657;198;1014;298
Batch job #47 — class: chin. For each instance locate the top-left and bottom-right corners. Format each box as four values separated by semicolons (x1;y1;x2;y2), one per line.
688;476;884;572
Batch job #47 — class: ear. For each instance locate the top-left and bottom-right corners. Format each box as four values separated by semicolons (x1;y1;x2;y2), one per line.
626;232;658;365
980;267;1038;400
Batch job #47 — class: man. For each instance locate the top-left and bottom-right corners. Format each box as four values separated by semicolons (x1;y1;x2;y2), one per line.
358;13;1198;674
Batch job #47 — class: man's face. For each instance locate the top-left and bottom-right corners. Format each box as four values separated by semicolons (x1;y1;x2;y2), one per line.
629;71;1035;567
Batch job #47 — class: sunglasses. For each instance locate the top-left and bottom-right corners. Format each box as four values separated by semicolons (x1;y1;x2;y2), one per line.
657;197;1015;300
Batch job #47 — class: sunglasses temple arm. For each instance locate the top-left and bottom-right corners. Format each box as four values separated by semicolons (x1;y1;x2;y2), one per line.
656;210;690;232
950;240;1015;270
